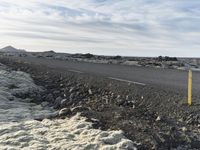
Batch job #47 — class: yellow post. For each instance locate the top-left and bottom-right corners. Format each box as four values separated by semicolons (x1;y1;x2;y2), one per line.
188;70;192;106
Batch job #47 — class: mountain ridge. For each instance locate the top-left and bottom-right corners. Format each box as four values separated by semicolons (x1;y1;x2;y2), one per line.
0;46;26;52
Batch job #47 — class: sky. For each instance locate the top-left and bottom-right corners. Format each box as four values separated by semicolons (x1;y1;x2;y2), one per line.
0;0;200;57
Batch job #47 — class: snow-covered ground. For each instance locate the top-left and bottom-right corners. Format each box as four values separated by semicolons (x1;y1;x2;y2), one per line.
0;63;136;150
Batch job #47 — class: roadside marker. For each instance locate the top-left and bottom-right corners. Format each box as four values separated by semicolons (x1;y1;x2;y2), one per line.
188;70;192;106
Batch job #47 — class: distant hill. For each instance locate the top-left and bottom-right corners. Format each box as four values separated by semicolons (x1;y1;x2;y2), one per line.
0;46;26;52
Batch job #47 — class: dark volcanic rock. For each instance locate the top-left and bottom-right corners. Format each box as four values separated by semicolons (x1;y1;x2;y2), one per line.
60;99;68;108
59;108;71;116
45;93;54;102
54;96;62;108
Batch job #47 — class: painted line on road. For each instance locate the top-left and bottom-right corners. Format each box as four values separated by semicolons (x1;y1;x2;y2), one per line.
108;77;146;86
68;69;84;74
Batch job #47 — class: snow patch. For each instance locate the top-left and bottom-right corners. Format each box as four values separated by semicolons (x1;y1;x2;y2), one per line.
0;114;136;150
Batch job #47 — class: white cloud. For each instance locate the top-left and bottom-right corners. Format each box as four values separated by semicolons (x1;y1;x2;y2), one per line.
0;0;200;56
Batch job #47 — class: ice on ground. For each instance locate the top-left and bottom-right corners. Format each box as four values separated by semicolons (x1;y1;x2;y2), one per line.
0;64;55;122
0;63;136;150
0;114;136;150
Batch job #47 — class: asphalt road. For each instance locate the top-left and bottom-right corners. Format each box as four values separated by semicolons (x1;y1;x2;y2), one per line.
8;57;200;95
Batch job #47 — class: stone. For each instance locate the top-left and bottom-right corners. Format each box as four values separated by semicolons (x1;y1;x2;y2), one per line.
45;93;54;102
54;96;62;108
53;90;60;95
59;108;71;116
126;100;134;107
60;99;67;108
126;95;129;100
69;87;74;93
55;96;62;102
88;89;92;95
69;93;75;101
41;101;49;107
156;116;161;121
71;106;90;113
116;98;125;106
182;127;187;132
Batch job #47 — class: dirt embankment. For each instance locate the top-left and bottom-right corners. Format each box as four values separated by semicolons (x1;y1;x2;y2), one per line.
0;63;135;150
0;57;200;150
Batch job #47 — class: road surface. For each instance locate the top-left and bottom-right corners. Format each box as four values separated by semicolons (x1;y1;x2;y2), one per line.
6;57;200;95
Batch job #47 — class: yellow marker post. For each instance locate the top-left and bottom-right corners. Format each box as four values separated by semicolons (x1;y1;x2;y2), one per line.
188;70;192;106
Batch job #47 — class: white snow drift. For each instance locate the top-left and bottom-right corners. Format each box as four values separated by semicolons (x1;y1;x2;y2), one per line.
0;63;136;150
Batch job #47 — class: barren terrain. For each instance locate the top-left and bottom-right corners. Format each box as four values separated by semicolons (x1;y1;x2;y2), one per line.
0;56;200;149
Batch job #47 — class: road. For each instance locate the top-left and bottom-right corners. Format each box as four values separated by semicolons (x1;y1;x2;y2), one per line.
7;57;200;95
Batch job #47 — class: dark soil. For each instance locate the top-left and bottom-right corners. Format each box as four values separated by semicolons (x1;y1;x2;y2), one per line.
0;57;200;150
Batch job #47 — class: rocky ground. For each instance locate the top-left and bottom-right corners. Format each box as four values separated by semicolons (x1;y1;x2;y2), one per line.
0;57;200;150
0;63;136;150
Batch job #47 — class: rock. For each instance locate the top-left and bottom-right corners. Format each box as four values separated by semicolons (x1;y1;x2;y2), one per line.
126;95;129;100
54;96;62;108
178;118;183;122
181;127;187;132
8;96;14;101
41;101;49;107
60;99;67;108
53;90;60;95
71;106;90;113
45;93;54;102
88;118;102;129
126;100;134;107
156;116;161;121
59;108;71;116
69;87;74;93
116;98;125;106
21;98;32;103
170;126;176;132
69;93;75;101
88;89;92;95
114;112;122;120
105;98;109;104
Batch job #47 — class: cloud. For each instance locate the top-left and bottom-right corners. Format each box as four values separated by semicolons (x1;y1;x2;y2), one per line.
0;0;200;56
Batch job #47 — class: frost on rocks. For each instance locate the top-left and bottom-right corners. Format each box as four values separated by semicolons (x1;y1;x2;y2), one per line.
0;63;136;150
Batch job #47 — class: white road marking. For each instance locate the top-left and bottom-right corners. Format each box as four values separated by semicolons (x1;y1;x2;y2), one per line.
108;77;146;86
68;69;84;74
